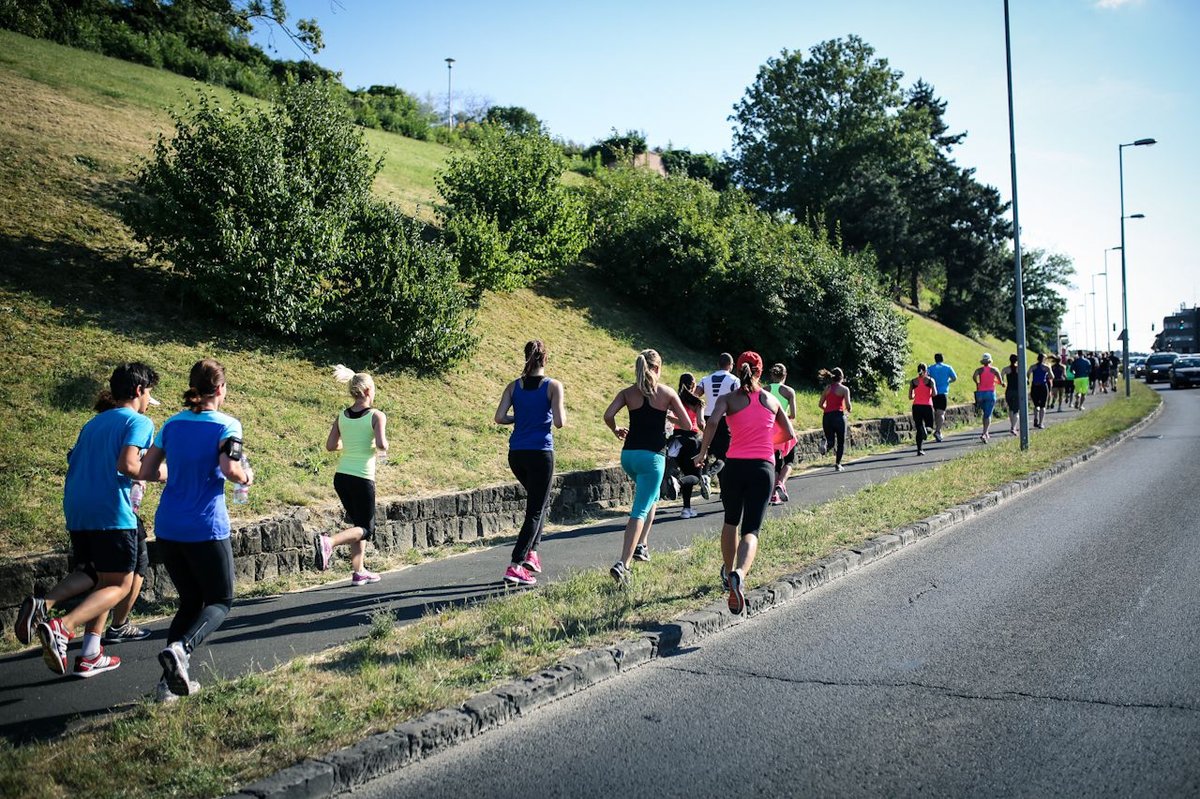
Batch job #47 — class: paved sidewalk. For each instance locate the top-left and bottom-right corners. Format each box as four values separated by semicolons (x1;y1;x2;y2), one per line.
0;395;1112;743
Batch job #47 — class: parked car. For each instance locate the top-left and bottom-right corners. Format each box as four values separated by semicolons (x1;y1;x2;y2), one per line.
1169;355;1200;389
1132;357;1147;378
1144;352;1178;384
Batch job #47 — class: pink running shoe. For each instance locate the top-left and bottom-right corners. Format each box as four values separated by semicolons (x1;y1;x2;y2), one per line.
36;617;72;676
314;535;333;571
503;564;537;586
73;648;121;678
521;551;542;574
351;570;381;586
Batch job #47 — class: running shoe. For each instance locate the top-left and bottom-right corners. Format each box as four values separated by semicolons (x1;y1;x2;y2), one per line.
720;564;729;592
103;621;151;644
313;534;333;571
36;617;71;675
72;648;121;678
351;570;381;586
699;474;711;500
769;490;783;506
158;641;194;697
917;450;926;456
680;508;696;520
503;564;537;586
777;484;790;502
155;677;201;703
521;550;542;574
728;570;746;616
15;595;46;646
933;432;943;443
819;439;828;456
835;464;845;472
610;561;629;587
633;543;651;562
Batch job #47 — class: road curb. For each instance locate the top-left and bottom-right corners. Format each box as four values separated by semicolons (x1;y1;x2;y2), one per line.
229;398;1162;799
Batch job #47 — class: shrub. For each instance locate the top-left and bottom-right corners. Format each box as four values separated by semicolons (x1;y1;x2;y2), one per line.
438;128;590;293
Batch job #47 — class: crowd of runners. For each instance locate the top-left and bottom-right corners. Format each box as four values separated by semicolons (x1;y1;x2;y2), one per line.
15;342;1114;695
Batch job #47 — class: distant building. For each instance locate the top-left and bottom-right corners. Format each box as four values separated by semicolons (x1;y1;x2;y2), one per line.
1152;306;1200;353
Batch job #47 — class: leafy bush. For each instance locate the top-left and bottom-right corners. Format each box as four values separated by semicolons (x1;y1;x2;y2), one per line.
124;80;477;368
585;168;907;391
438;128;590;293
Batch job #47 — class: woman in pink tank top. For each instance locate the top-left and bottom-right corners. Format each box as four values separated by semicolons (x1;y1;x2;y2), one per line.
695;351;794;616
972;353;1005;442
908;363;936;456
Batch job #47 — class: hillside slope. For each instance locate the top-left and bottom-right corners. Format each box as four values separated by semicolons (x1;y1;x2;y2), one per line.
0;31;1012;555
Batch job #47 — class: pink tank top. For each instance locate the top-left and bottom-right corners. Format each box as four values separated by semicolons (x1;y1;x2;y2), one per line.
977;367;998;392
912;376;934;406
822;386;846;412
726;390;777;461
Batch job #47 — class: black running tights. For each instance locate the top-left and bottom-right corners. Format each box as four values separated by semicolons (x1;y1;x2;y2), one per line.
158;537;234;654
822;411;847;462
508;449;555;564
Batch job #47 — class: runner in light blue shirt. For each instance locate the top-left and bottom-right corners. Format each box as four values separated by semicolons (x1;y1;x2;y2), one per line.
926;353;957;442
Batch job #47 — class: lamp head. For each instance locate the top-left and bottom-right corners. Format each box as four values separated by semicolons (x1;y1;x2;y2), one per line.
1130;213;1146;219
1133;138;1157;146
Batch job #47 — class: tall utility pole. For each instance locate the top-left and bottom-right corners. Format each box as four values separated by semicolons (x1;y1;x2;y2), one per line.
1118;137;1156;396
1002;0;1029;450
1089;279;1099;352
1102;246;1120;352
445;57;456;128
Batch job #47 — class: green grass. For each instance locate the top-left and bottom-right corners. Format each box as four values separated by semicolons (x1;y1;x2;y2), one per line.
0;30;1013;557
0;383;1159;799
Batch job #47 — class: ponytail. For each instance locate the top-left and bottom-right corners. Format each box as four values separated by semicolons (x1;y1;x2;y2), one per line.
334;364;374;401
738;361;760;395
818;367;844;384
183;358;225;412
635;348;661;399
522;340;547;378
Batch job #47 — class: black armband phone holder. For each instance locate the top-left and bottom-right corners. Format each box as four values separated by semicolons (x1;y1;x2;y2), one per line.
221;437;244;460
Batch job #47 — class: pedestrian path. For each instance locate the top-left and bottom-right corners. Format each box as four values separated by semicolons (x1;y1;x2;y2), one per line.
0;395;1113;743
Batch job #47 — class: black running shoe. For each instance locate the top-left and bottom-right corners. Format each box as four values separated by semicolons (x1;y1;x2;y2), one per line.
103;622;151;644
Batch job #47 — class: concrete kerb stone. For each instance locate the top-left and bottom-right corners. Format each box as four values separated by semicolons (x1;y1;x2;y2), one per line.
230;397;1163;798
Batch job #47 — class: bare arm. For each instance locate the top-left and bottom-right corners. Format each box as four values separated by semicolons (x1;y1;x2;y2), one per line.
219;442;253;485
136;445;167;483
494;381;516;426
325;417;342;452
908;381;916;401
694;394;729;467
774;395;796;441
782;384;796;419
117;444;143;480
603;389;630;441
373;410;388;452
549;379;566;429
843;386;853;414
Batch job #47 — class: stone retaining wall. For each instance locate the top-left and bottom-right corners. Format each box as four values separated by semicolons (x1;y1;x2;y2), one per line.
0;402;983;634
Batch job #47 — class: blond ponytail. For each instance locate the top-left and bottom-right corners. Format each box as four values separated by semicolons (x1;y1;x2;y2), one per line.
635;348;661;399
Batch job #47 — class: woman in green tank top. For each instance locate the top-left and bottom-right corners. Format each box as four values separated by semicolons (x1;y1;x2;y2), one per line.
315;368;389;586
765;363;797;504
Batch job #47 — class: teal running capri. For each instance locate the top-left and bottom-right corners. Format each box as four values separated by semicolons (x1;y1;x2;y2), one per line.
620;449;666;520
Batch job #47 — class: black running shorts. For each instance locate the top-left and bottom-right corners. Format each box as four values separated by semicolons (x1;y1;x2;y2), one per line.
70;528;139;577
333;472;377;541
932;394;948;412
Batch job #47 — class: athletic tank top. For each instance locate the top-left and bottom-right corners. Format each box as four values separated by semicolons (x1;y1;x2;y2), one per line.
977;367;998;392
911;376;934;406
509;377;553;451
766;382;790;411
822;385;846;413
336;407;377;481
1051;363;1065;380
675;404;699;433
726;391;777;461
623;396;669;454
1031;364;1051;385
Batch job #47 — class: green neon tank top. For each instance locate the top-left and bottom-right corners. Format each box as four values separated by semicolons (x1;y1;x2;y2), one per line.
335;408;377;481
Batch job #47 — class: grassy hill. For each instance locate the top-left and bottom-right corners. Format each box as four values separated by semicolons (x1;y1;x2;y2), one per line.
0;30;1013;556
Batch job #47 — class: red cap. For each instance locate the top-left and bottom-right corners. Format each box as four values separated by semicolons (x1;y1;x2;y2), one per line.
736;351;763;377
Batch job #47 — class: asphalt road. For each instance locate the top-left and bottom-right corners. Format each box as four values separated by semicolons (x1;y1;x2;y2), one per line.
0;392;1114;743
355;385;1200;799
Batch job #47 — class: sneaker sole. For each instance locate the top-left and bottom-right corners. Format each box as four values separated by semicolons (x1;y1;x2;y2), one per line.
103;630;152;645
609;566;627;586
520;562;542;574
15;598;39;646
502;575;536;587
314;537;331;571
158;647;191;697
73;661;120;678
728;573;746;616
36;625;68;675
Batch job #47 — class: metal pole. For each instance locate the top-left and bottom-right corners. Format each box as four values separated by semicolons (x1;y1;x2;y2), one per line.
1119;144;1129;396
1003;0;1029;449
445;57;455;128
1090;279;1098;353
1102;247;1116;352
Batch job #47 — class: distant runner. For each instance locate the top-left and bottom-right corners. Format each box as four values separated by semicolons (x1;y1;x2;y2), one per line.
670;373;705;518
972;353;1004;442
1028;352;1052;429
909;363;936;456
765;363;797;504
1002;354;1021;436
818;368;851;471
697;353;740;494
926;353;957;443
1071;351;1092;410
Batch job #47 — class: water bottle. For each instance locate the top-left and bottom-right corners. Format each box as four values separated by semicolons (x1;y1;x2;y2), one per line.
376;448;388;466
233;455;251;504
130;481;145;513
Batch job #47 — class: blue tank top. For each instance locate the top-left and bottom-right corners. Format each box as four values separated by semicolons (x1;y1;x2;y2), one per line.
509;377;553;451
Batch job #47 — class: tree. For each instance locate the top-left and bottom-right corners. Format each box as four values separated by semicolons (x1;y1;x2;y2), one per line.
660;149;732;191
996;249;1075;354
438;127;590;293
483;105;543;136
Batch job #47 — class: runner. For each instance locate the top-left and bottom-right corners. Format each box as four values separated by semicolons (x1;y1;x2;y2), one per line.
1095;351;1111;394
1050;355;1067;412
697;353;740;494
315;367;390;586
137;359;252;701
1071;351;1092;410
926;353;957;442
765;364;797;504
1002;354;1021;436
694;352;794;615
670;373;705;518
1028;352;1052;428
28;363;161;678
909;363;936;456
817;368;851;471
604;349;693;585
972;353;1004;442
1063;358;1076;409
492;341;566;586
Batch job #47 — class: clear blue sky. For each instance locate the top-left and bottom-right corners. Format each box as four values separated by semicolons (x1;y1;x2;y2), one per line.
259;0;1198;352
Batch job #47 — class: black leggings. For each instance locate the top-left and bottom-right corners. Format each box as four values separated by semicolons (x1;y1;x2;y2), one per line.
158;537;234;655
822;411;847;462
912;404;934;450
508;449;555;564
672;432;702;508
720;458;774;535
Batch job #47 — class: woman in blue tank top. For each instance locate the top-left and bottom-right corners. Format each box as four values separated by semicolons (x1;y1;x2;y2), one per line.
494;340;566;586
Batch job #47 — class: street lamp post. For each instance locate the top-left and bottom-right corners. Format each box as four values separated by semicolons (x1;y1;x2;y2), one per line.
1101;246;1120;352
1002;0;1029;449
1089;280;1098;353
1118;137;1156;396
444;57;455;128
